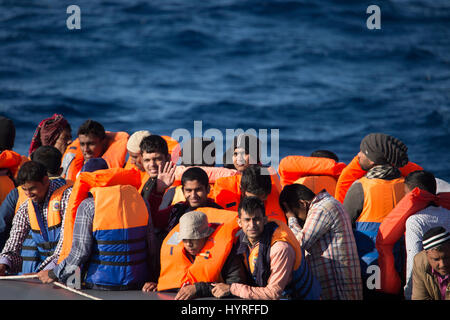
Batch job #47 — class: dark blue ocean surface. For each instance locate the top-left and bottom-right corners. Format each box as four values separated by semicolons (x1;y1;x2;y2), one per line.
1;0;449;180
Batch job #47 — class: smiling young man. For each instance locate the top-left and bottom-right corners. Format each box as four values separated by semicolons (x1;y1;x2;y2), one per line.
149;166;222;244
0;161;72;275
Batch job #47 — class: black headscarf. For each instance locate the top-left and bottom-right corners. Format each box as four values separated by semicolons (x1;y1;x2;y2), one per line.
360;133;409;168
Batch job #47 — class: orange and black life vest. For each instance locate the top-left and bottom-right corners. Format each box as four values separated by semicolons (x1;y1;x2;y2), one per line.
157;207;240;291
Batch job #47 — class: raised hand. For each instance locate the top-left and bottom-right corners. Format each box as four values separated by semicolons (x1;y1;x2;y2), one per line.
156;161;176;194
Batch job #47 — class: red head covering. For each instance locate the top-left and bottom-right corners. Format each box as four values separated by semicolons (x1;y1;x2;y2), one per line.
28;114;70;156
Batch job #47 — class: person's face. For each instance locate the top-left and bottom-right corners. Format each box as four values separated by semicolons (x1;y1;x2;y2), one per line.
53;128;72;155
183;238;207;257
244;190;268;202
21;177;50;203
358;151;375;171
128;150;144;172
238;209;267;245
183;180;209;209
426;246;450;277
142;151;168;178
233;148;258;172
79;134;104;161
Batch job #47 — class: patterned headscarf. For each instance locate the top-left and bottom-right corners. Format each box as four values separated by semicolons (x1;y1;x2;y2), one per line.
28;114;70;156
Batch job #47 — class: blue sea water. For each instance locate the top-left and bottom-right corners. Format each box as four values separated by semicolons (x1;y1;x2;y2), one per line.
0;0;449;180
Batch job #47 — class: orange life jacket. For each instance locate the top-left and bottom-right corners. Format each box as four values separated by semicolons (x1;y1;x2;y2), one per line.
157;207;240;291
278;155;346;190
335;155;423;203
84;184;149;288
376;188;450;294
0;150;24;204
162;135;181;164
354;176;406;282
58;167;142;263
294;176;339;197
247;218;302;274
213;173;286;223
62;131;129;183
357;177;406;224
172;166;238;187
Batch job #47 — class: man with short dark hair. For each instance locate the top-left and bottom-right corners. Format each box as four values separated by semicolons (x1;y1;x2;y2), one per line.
150;167;222;244
212;196;321;300
0;161;72;275
31;146;63;179
280;184;363;300
412;226;450;300
61;120;129;182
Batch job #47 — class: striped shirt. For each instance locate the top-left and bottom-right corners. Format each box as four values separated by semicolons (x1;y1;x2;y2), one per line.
404;205;450;299
0;179;72;274
288;191;363;300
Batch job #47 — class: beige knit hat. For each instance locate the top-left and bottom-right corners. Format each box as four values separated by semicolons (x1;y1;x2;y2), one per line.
127;130;151;153
179;211;215;240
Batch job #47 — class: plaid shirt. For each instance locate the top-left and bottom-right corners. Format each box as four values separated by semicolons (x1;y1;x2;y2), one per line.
0;179;72;274
288;191;363;300
53;196;159;284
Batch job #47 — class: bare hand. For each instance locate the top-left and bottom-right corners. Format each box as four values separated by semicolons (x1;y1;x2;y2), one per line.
37;270;55;284
282;202;296;219
175;284;197;300
211;283;231;298
156;161;176;194
142;282;158;292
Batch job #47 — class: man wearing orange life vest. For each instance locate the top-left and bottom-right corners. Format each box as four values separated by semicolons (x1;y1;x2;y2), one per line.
150;167;222;245
1;146;66;245
0;161;72;275
343;133;409;299
37;168;158;290
139;135;177;216
146;210;245;299
212;196;321;300
61;120;129;182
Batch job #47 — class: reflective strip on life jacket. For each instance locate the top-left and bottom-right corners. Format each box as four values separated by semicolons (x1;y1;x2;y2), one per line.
58;168;142;264
157;207;240;291
84;184;149;289
278;155;346;187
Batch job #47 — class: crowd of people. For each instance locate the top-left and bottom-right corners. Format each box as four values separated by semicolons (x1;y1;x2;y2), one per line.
0;114;449;300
